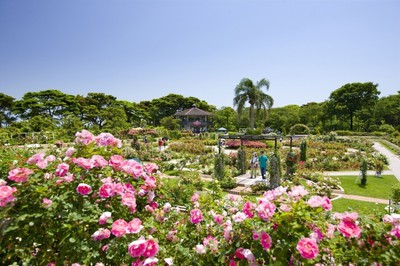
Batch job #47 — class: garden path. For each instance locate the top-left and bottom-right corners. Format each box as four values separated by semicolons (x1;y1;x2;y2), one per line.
230;142;400;204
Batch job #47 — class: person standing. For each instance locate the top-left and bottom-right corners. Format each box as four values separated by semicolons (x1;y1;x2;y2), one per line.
158;138;163;151
250;152;258;178
258;151;268;180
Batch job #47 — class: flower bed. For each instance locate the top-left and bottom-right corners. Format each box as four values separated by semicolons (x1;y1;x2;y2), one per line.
1;130;400;265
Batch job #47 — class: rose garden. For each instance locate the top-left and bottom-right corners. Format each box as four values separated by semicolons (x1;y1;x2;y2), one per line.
1;128;400;265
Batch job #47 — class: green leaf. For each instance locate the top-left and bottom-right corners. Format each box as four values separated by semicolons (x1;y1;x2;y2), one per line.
69;237;76;243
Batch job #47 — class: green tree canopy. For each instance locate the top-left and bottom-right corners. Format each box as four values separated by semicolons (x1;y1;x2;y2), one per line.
0;93;15;127
328;82;380;130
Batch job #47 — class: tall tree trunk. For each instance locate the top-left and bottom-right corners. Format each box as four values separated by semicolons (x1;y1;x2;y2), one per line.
250;104;255;130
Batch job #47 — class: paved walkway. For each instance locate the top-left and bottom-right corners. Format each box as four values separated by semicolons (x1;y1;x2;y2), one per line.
231;141;400;204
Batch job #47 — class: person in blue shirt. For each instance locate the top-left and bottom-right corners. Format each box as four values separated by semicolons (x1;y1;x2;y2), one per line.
258;151;268;179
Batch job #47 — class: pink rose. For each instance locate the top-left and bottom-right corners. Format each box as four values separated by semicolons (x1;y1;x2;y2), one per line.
127;218;143;234
72;157;93;170
256;202;276;221
260;231;272;250
65;147;76;157
75;129;95;145
191;193;199;202
121;160;143;178
55;163;69;177
190;209;203;224
109;155;124;170
121;192;137;213
42;198;52;208
232;211;247;223
390;224;400;239
111;219;128;237
296;237;319;259
0;185;17;207
144;163;158;174
142;239;159;257
94;133;122;148
99;211;112;225
307;196;332;211
91;228;111;241
27;152;45;164
98;183;115;198
91;155;108;168
338;220;361;238
8;168;34;183
76;183;92;195
128;238;147;257
195;244;206;254
242;201;255;218
213;214;224;225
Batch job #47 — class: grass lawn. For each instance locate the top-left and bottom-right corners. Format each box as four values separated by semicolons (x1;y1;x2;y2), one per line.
332;198;387;216
338;175;399;199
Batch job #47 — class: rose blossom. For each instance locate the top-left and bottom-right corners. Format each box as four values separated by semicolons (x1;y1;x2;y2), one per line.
191;192;199;202
91;228;111;241
65;147;76;157
42;198;52;208
8;168;34;183
76;183;92;195
260;231;272;250
120;160;143;178
99;183;115;198
144;163;158;174
111;219;128;237
91;155;108;168
109;155;124;170
195;244;206;254
72;157;93;170
127;218;143;234
232;211;247;223
242;201;255;218
213;214;224;225
0;185;17;207
142;239;159;257
296;237;319;259
256;202;276;221
99;211;112;225
128;238;147;257
190;209;203;224
55;163;69;177
75;129;95;145
143;257;158;266
390;224;400;239
94;132;122;148
27;152;45;164
307;195;332;211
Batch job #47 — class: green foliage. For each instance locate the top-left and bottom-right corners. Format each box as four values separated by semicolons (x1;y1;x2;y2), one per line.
213;153;225;180
390;184;400;204
236;148;246;174
360;159;368;185
289;123;310;135
299;139;307;161
285;151;298;176
268;152;281;189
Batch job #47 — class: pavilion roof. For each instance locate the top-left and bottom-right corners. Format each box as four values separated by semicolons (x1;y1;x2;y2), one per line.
174;106;213;116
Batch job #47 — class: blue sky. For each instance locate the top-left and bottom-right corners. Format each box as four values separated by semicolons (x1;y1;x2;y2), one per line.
1;0;399;108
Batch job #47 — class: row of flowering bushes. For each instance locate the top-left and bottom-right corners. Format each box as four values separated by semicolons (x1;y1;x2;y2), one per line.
1;130;400;265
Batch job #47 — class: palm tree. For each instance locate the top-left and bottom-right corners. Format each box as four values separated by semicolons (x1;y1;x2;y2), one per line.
233;78;273;130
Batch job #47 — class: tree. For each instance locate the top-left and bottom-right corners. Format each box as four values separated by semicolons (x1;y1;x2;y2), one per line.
213;107;238;131
374;92;400;130
328;82;380;131
13;90;75;122
266;105;300;134
233;78;273;130
160;116;181;130
0;93;16;127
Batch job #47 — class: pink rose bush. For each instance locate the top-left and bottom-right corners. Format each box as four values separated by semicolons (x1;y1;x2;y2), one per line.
1;129;400;265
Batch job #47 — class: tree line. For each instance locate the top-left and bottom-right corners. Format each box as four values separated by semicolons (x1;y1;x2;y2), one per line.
0;80;399;139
